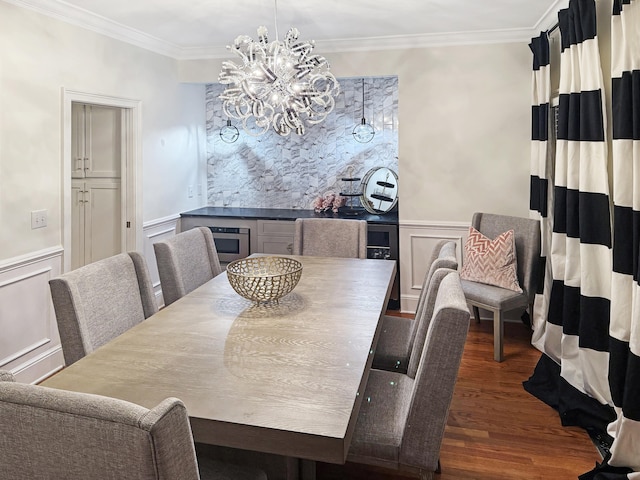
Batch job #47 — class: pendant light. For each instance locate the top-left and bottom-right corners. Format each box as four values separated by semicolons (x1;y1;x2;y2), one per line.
219;118;240;144
352;78;375;143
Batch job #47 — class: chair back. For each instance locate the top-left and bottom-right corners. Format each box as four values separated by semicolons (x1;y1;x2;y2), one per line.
406;267;458;378
154;227;222;306
471;212;541;303
49;252;158;366
0;371;201;480
400;272;470;472
293;218;367;259
413;241;458;332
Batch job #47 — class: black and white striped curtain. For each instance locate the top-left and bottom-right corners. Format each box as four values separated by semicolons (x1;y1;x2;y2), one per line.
527;0;640;476
529;33;556;352
550;0;613;410
525;0;616;450
606;0;640;475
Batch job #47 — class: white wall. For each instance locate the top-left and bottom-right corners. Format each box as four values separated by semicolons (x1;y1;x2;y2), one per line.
181;42;532;310
0;1;207;262
0;1;206;381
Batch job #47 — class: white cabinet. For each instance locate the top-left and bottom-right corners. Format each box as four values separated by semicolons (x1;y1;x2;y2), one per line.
71;103;123;269
71;179;122;270
256;220;295;255
72;104;122;178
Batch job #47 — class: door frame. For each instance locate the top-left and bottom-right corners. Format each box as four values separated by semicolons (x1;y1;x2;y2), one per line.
62;89;142;273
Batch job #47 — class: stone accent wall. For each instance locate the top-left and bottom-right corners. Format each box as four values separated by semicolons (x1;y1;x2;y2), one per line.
205;76;398;209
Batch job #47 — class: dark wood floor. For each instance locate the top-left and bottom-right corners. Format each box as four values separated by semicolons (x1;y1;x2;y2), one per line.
317;317;600;479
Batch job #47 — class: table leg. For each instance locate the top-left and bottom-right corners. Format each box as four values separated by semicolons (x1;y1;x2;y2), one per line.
300;459;316;480
285;457;300;480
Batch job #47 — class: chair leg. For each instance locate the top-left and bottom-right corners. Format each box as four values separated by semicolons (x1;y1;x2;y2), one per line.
472;306;481;324
493;309;504;362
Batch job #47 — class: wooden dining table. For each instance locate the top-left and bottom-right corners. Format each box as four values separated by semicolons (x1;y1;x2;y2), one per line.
42;255;396;478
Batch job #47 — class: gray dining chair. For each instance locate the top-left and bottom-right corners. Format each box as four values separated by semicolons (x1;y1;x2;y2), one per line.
49;252;158;366
460;212;540;362
347;271;471;479
293;218;367;259
0;371;266;480
154;227;223;307
372;240;458;373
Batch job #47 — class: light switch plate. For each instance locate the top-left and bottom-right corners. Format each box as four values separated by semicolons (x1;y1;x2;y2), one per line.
31;210;48;229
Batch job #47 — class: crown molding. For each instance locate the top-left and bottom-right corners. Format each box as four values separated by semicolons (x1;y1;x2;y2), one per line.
533;0;568;33
181;28;539;60
5;0;570;60
4;0;182;58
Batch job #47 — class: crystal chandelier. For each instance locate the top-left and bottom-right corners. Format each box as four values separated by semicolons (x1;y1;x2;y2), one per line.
218;0;340;137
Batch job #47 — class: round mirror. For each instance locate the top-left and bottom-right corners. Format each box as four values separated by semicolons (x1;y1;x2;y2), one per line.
360;167;398;214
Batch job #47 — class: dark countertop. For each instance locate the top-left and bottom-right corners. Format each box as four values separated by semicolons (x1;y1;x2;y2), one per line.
181;206;398;225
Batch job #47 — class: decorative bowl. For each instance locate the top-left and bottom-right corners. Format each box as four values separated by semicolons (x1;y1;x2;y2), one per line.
226;256;303;303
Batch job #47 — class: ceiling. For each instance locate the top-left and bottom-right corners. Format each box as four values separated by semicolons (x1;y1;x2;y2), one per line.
8;0;565;59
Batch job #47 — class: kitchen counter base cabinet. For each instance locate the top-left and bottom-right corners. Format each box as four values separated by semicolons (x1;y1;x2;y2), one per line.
256;220;295;255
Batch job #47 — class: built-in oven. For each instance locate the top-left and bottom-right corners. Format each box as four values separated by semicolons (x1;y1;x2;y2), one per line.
206;226;250;266
367;224;400;310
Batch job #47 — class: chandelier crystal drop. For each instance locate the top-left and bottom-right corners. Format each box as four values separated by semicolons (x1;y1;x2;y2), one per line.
218;22;340;137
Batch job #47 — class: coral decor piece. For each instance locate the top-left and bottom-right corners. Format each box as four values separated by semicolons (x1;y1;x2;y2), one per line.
312;191;347;213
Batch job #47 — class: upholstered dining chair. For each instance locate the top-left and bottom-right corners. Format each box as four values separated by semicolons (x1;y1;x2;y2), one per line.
347;272;471;480
293;218;367;259
49;252;158;366
0;371;266;480
460;212;541;362
372;240;458;373
154;227;223;307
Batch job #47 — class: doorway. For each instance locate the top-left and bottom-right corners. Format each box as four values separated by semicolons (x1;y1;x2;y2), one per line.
62;90;142;273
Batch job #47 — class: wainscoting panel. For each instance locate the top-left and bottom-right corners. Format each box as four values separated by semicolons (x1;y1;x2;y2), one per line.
143;215;179;307
0;247;64;383
399;221;468;313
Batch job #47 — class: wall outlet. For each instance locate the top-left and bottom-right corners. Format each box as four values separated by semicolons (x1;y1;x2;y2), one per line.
188;185;194;198
31;209;48;229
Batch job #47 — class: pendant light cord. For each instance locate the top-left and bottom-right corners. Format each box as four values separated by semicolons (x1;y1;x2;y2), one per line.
274;0;279;41
362;79;365;119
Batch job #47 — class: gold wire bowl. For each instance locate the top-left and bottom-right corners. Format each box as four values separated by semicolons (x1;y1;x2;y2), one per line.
226;256;303;303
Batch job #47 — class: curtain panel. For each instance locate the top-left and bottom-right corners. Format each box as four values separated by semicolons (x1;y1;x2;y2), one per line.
606;0;640;475
550;0;613;409
529;33;557;352
525;0;616;451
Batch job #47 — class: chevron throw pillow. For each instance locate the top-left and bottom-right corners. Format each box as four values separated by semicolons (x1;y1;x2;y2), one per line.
460;226;523;293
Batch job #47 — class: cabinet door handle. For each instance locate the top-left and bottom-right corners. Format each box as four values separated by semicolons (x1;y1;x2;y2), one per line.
287;243;293;254
83;158;90;170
